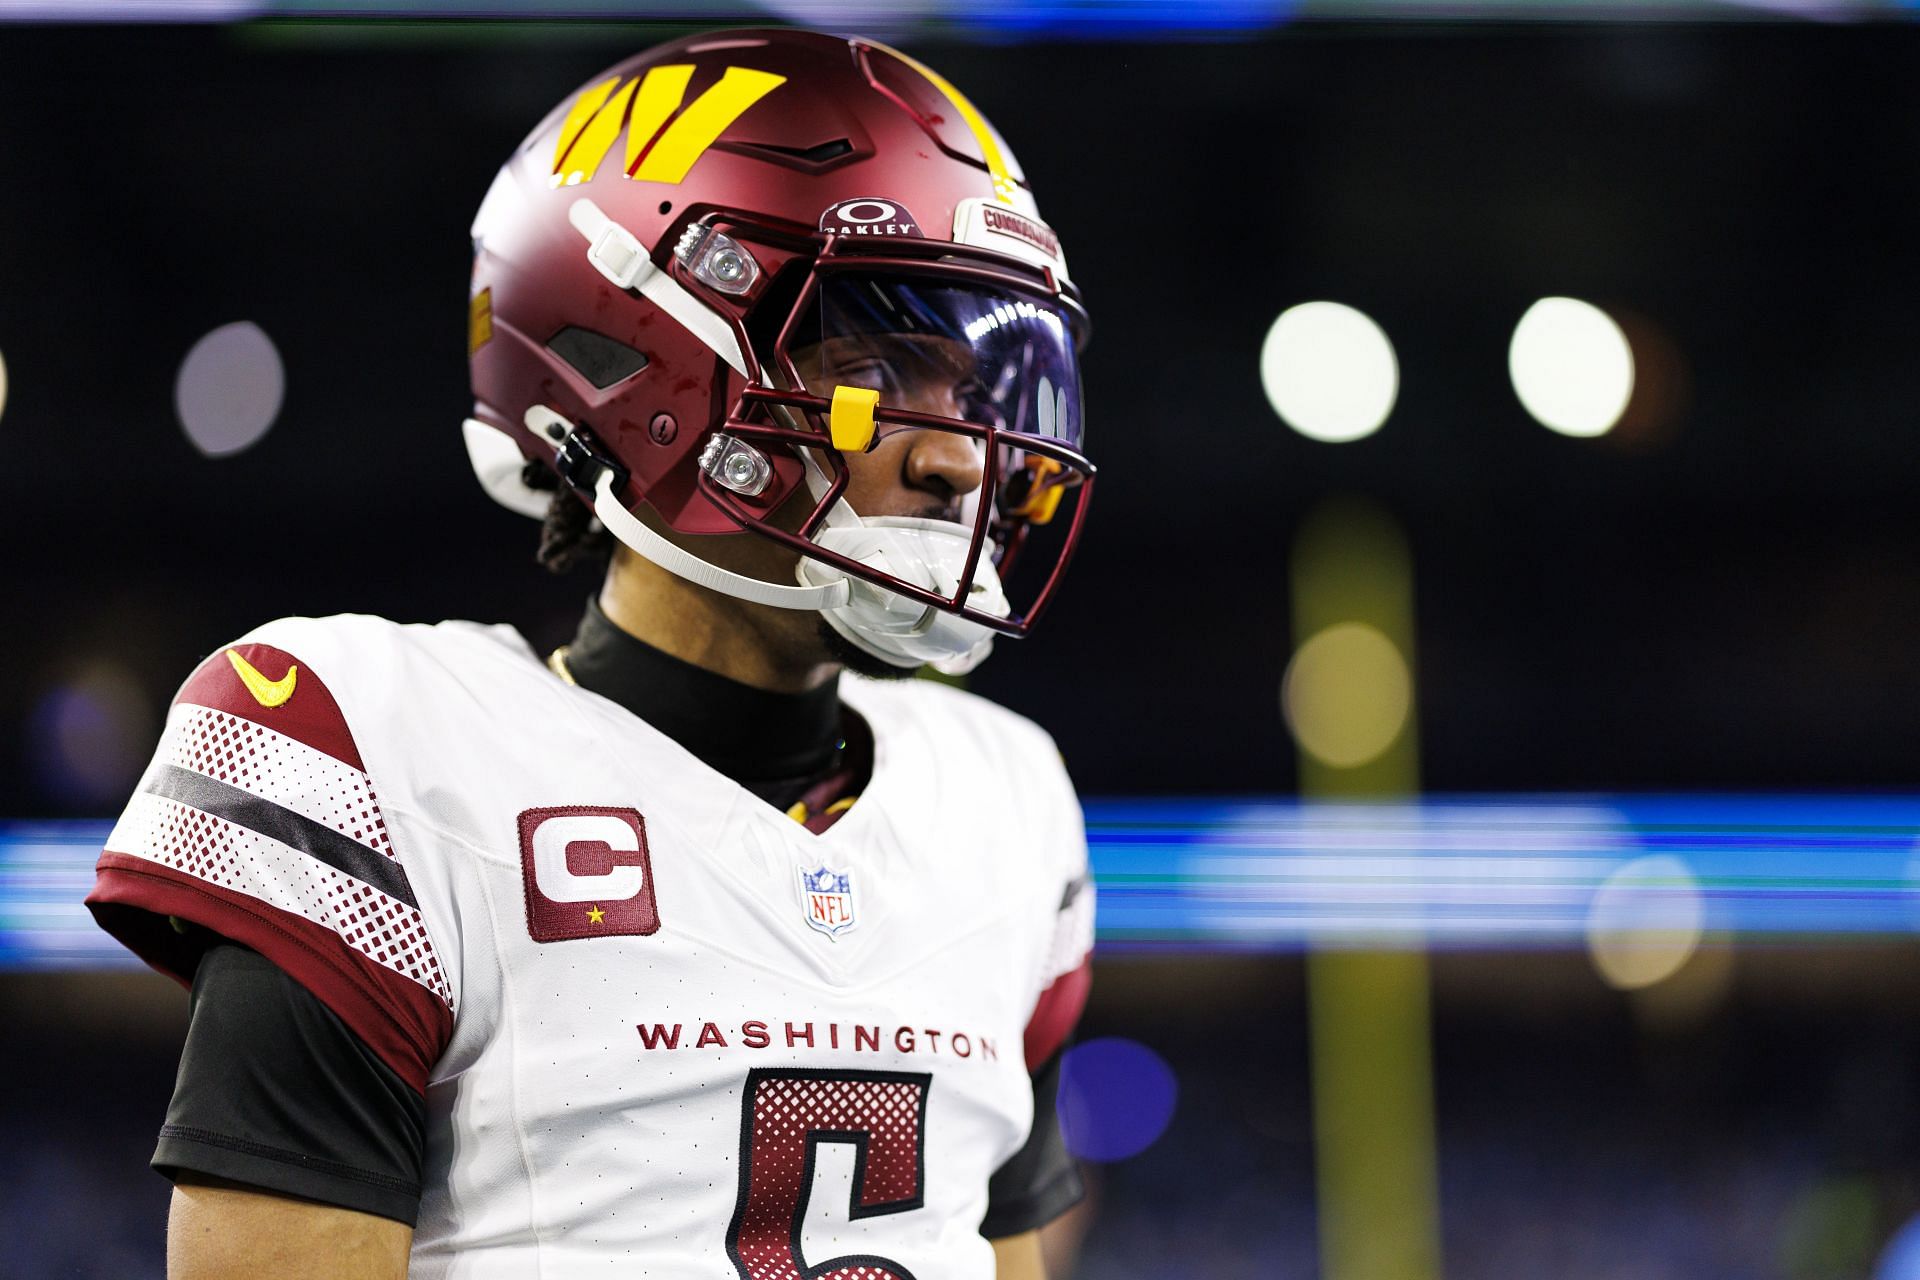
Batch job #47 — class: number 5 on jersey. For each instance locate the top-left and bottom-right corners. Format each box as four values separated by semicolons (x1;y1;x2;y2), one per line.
727;1068;931;1280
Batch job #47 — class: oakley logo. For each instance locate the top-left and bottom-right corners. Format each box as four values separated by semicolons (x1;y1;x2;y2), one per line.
552;64;786;189
819;197;922;239
519;806;660;942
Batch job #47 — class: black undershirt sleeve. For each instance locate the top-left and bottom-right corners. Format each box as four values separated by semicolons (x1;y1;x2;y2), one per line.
155;942;426;1225
980;1050;1085;1238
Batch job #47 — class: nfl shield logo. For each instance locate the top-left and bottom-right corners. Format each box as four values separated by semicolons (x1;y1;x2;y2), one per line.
798;864;857;938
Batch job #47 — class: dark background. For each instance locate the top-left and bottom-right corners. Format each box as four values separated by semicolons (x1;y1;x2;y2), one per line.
7;18;1920;1280
5;21;1919;811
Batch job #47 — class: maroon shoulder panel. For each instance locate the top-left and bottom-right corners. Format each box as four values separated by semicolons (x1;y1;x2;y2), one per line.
174;642;365;772
1023;957;1091;1070
87;853;452;1094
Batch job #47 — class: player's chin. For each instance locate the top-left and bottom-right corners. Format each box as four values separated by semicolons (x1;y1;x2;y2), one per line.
816;618;922;682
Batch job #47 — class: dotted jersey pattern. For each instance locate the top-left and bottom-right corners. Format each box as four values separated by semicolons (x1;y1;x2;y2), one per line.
161;704;394;856
114;724;453;1011
1038;884;1095;988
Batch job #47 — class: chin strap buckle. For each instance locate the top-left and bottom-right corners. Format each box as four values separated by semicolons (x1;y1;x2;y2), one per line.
554;423;631;499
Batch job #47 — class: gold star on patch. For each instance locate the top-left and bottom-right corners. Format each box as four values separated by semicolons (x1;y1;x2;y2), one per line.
586;905;606;925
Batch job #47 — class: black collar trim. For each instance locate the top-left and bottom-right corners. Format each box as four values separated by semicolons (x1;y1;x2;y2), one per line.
560;597;844;787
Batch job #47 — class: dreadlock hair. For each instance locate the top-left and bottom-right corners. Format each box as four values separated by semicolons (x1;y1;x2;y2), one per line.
527;461;614;575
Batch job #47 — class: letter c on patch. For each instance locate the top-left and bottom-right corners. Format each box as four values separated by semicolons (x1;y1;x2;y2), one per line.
518;806;660;942
532;814;647;902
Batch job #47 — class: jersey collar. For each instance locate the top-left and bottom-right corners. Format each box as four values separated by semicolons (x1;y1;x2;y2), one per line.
558;597;845;796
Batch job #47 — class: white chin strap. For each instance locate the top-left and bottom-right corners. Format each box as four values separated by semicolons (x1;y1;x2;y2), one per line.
591;471;1009;676
590;470;849;611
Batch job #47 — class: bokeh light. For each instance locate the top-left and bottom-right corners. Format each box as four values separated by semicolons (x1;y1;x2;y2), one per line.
1585;854;1705;989
1260;301;1399;443
1629;939;1734;1028
28;662;155;808
1282;621;1413;769
1875;1211;1920;1280
1057;1037;1178;1163
0;347;9;427
1508;297;1635;438
175;321;285;457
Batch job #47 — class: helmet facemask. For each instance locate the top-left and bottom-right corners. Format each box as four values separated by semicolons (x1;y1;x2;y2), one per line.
701;229;1094;674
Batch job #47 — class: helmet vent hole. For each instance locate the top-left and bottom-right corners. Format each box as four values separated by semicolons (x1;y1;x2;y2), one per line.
727;138;857;170
658;201;672;215
546;326;649;391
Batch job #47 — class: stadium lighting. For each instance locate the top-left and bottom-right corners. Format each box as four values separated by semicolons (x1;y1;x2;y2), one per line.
175;321;285;458
1281;621;1412;769
1584;855;1704;989
1875;1212;1920;1280
1260;301;1399;443
0;2;265;18
1508;297;1634;438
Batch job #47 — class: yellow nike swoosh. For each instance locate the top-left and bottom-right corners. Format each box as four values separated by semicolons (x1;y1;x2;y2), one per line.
226;648;297;708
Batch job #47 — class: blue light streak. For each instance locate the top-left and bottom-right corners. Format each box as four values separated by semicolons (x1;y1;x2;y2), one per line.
1087;795;1920;949
7;796;1920;970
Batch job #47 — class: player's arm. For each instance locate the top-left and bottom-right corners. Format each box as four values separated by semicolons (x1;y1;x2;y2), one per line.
168;1177;410;1280
981;878;1096;1252
990;1229;1047;1280
981;741;1098;1264
146;941;431;1277
84;636;457;1271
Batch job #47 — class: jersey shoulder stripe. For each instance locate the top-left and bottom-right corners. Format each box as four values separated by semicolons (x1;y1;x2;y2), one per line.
141;761;417;908
179;642;365;771
87;636;454;1092
1023;874;1094;1070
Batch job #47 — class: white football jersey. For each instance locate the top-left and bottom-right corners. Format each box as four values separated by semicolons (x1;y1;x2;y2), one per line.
89;615;1095;1278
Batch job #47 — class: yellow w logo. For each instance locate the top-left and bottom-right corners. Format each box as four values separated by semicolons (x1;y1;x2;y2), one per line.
551;65;786;189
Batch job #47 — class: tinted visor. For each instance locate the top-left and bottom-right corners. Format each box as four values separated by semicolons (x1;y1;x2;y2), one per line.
797;273;1085;450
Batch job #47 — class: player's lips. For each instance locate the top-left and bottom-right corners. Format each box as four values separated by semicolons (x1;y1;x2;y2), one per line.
847;500;964;523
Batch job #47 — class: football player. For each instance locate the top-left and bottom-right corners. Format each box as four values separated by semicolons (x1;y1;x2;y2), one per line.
87;27;1097;1280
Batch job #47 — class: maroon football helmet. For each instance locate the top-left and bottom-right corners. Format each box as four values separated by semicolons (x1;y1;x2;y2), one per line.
465;27;1092;673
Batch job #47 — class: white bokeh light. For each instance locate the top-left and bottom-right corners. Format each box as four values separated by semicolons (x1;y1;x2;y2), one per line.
1260;301;1399;443
0;347;9;427
1585;854;1705;989
175;321;285;457
1509;297;1635;438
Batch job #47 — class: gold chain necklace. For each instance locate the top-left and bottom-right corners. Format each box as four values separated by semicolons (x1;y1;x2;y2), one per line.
546;645;577;686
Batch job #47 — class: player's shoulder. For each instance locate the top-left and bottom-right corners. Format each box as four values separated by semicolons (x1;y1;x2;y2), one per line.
846;675;1080;843
847;674;1061;765
170;613;546;776
221;612;537;685
101;614;481;1089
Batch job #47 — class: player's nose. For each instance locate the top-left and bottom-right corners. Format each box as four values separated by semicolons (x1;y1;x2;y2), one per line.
902;429;985;504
